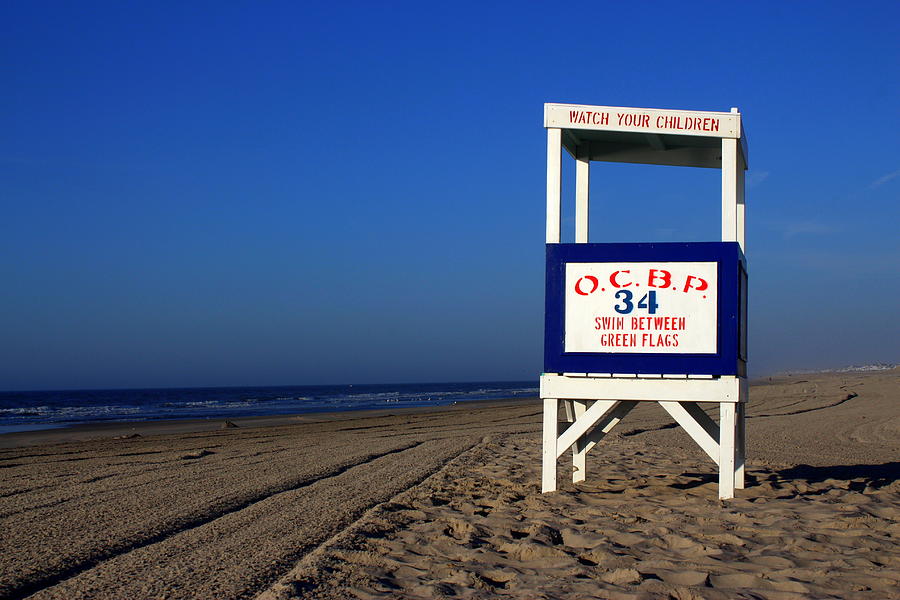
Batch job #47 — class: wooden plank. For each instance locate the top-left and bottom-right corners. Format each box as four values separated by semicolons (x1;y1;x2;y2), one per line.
562;399;575;422
721;137;738;242
575;148;590;243
719;402;737;499
542;398;559;492
736;396;746;489
572;400;588;483
681;402;720;445
658;401;720;466
545;103;741;139
546;128;562;244
737;150;746;252
541;374;742;403
582;400;637;453
555;400;618;459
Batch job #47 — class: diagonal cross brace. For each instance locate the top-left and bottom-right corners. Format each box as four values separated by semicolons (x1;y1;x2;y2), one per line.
582;400;638;454
555;399;618;459
658;401;721;465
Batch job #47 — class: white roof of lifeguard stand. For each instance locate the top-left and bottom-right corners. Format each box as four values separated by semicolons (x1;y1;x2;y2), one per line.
543;103;748;249
544;103;748;170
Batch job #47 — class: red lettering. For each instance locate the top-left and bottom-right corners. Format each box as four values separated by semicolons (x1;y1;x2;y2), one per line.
683;275;708;293
609;270;632;288
575;275;599;295
595;317;624;330
600;333;637;347
711;118;719;132
648;269;671;289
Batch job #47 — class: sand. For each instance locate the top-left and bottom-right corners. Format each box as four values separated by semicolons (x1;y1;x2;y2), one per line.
1;370;897;599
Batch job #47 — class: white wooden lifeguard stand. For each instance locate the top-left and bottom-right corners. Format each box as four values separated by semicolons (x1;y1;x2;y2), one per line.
541;104;748;500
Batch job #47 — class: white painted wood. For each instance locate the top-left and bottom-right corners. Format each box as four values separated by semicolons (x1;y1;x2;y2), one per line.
546;128;562;244
572;400;588;483
721;137;738;243
540;102;750;499
719;402;737;499
681;401;720;442
736;394;746;489
575;150;589;243
541;374;742;403
545;104;741;138
583;400;638;453
658;401;720;465
555;400;618;459
562;399;575;422
542;398;559;493
736;151;746;252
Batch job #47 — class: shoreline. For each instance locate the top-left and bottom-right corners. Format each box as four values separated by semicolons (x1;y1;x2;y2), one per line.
0;395;536;449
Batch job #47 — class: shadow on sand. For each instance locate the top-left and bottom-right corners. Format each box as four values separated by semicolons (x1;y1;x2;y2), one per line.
669;461;900;493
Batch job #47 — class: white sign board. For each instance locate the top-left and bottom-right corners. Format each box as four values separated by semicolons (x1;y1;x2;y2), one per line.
565;262;718;354
545;104;740;139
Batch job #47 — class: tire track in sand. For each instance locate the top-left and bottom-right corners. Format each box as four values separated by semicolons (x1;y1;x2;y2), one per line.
2;441;421;599
19;437;479;600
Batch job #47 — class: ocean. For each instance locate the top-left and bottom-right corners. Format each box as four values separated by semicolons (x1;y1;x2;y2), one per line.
0;381;539;434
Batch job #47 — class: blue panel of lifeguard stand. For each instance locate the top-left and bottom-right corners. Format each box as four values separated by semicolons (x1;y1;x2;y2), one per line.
544;241;747;376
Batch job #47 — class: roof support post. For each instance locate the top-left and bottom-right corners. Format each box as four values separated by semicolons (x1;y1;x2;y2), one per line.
736;151;746;252
546;128;562;244
721;137;738;243
575;144;590;244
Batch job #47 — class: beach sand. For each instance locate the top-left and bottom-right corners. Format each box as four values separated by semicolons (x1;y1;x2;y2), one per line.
1;370;897;599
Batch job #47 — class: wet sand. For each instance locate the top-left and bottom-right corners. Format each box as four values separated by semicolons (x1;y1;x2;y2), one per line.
1;370;898;599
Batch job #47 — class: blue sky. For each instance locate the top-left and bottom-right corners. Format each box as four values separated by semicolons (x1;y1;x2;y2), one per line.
1;1;898;390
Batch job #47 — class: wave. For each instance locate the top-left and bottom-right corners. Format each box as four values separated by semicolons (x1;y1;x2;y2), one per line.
0;382;538;429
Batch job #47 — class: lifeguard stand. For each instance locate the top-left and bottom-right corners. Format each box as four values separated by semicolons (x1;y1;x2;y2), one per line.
541;103;748;500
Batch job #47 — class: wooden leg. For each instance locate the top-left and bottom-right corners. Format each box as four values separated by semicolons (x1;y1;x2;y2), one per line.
735;401;746;489
562;399;575;422
542;398;559;493
718;402;736;499
572;400;587;483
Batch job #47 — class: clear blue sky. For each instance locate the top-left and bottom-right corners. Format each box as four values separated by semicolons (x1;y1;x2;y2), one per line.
2;1;898;391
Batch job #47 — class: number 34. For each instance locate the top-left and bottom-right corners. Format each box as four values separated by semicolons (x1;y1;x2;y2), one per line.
614;290;659;315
